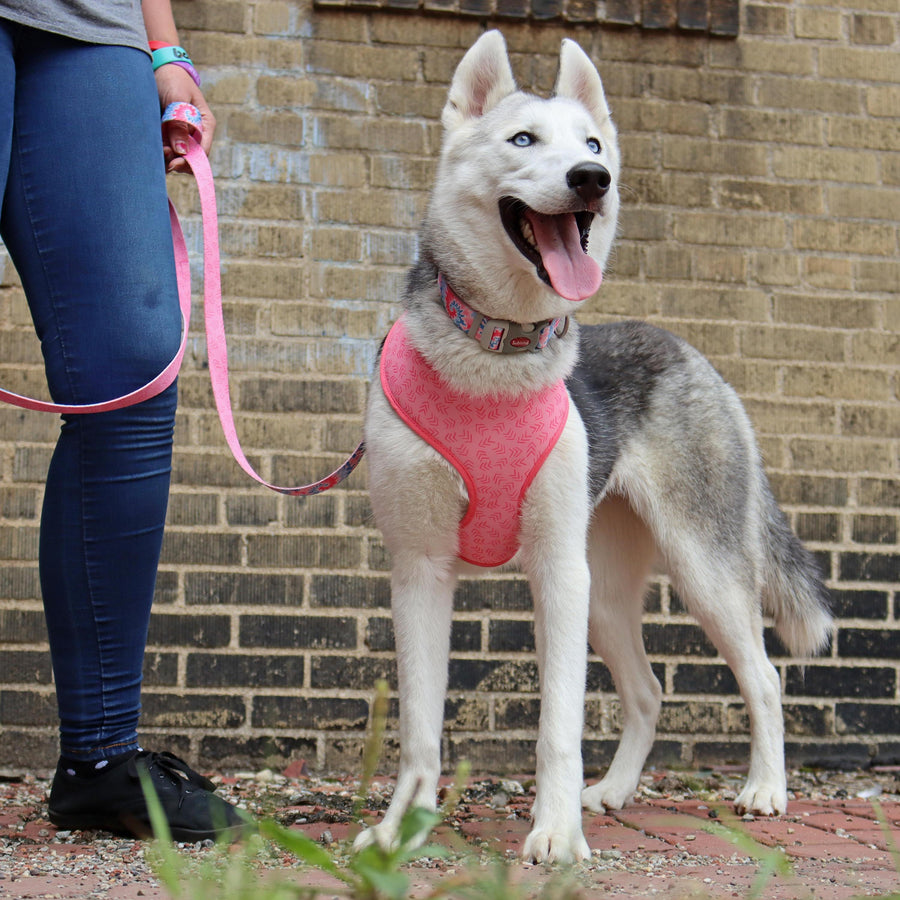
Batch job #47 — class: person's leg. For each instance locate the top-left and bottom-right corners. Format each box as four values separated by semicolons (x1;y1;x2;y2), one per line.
0;26;181;762
1;24;247;841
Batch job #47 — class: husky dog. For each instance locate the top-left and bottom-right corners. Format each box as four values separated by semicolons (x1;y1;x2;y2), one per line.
357;30;831;863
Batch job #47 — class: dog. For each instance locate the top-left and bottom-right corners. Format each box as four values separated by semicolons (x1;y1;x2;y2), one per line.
355;30;832;864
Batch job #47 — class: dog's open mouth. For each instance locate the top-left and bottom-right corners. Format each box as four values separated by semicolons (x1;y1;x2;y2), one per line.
499;197;602;302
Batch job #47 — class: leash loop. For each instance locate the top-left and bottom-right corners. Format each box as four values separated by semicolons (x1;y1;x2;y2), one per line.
168;106;366;496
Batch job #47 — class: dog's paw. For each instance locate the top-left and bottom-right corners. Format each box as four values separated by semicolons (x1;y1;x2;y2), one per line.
581;779;633;813
522;827;590;865
352;823;398;854
734;784;787;817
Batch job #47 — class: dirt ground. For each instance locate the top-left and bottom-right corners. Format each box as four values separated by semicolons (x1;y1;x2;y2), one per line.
1;765;899;899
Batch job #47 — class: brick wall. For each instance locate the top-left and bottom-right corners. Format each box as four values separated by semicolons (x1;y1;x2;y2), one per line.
0;0;897;776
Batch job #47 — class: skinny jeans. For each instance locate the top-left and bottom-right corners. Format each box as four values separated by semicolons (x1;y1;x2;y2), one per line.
0;21;181;760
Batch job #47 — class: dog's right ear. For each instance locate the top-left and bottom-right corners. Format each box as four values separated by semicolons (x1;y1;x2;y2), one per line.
443;30;517;131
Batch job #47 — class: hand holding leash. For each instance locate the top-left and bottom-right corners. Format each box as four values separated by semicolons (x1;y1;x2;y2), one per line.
156;63;216;173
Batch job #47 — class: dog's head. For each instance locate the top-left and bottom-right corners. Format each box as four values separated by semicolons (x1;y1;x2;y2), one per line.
425;30;619;322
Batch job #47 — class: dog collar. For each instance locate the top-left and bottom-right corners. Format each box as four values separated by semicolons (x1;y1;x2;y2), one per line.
438;274;569;354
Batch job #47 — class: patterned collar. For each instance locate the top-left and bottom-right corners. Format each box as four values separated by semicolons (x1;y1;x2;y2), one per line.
438;274;568;354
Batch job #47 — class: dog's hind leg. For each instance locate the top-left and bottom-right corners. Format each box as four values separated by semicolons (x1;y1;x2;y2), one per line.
668;550;787;817
581;495;661;813
353;551;458;851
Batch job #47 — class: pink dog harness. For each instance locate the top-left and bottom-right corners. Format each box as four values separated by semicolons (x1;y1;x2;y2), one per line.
380;315;569;567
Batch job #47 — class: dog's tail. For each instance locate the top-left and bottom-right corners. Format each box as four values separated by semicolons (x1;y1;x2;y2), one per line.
761;484;833;658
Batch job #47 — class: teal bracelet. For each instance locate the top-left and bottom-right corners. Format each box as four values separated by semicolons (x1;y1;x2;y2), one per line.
151;46;201;87
151;45;193;71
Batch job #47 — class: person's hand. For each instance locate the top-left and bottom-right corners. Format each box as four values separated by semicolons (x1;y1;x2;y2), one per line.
155;63;216;173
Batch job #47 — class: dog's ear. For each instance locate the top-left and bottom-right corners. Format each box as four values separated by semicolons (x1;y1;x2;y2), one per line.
555;39;611;125
443;30;517;131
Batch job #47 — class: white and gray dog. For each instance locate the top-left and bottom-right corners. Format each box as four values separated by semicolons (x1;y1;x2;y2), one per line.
356;30;832;863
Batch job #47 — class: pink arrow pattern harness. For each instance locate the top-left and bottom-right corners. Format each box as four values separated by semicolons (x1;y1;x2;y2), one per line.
380;315;569;567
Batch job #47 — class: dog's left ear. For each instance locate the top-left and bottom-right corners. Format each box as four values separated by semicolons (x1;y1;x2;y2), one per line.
555;39;611;125
443;30;517;131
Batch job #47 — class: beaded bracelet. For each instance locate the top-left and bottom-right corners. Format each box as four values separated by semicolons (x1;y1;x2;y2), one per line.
150;44;201;87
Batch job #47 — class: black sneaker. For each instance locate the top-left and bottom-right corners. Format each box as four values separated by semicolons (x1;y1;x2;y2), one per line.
48;750;252;842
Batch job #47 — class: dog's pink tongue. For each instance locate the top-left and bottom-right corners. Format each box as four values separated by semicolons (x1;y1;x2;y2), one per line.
526;211;602;302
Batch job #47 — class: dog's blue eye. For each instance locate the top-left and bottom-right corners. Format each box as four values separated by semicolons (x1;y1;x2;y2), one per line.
587;137;601;154
510;132;535;147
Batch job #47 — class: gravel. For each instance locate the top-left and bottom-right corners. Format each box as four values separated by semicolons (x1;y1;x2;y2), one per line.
2;766;898;898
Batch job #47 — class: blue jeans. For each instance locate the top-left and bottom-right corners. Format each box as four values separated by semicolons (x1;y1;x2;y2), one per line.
0;22;182;760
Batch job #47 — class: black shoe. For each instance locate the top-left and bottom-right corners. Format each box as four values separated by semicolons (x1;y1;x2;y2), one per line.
48;750;252;842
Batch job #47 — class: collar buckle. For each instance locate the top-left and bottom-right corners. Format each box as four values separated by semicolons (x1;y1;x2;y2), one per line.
439;273;568;355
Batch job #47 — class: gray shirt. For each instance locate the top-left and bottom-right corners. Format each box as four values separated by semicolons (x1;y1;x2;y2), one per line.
0;1;147;51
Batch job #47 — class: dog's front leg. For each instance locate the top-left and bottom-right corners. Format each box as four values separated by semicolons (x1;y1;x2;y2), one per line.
519;420;592;864
356;384;464;852
354;550;458;852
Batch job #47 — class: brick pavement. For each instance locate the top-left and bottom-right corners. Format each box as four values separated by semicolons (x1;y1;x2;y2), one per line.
2;770;899;899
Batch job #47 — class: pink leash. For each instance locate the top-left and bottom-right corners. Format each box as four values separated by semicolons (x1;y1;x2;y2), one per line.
0;103;365;496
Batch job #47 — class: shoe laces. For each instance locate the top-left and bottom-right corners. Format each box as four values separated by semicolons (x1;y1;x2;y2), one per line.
129;751;216;809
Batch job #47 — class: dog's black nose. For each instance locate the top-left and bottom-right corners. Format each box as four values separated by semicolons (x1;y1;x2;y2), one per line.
566;163;611;203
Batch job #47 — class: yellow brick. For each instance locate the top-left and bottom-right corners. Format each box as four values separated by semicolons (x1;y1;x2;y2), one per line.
691;247;749;284
256;75;317;108
783;365;893;402
309;227;363;262
583;283;659;319
673;212;786;249
712;40;815;76
773;147;880;184
662;287;768;322
253;2;294;35
827;186;899;221
803;257;853;292
795;8;843;40
663;137;768;176
614;99;711;137
819;46;900;83
793;220;895;256
827;116;900;151
855;260;900;294
744;400;836;437
866;85;900;118
654;321;738;358
713;360;780;395
757;75;862;114
789;438;894;474
740;326;845;363
744;4;790;35
308;42;420;82
753;253;801;287
719;180;823;215
721;108;823;145
774;294;879;330
309;154;367;188
851;13;896;46
842;404;900;439
851;330;900;365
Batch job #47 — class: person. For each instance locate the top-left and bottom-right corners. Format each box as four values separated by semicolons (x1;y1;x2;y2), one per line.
0;1;246;841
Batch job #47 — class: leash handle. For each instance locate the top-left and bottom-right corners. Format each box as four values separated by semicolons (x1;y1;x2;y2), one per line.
173;107;365;496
